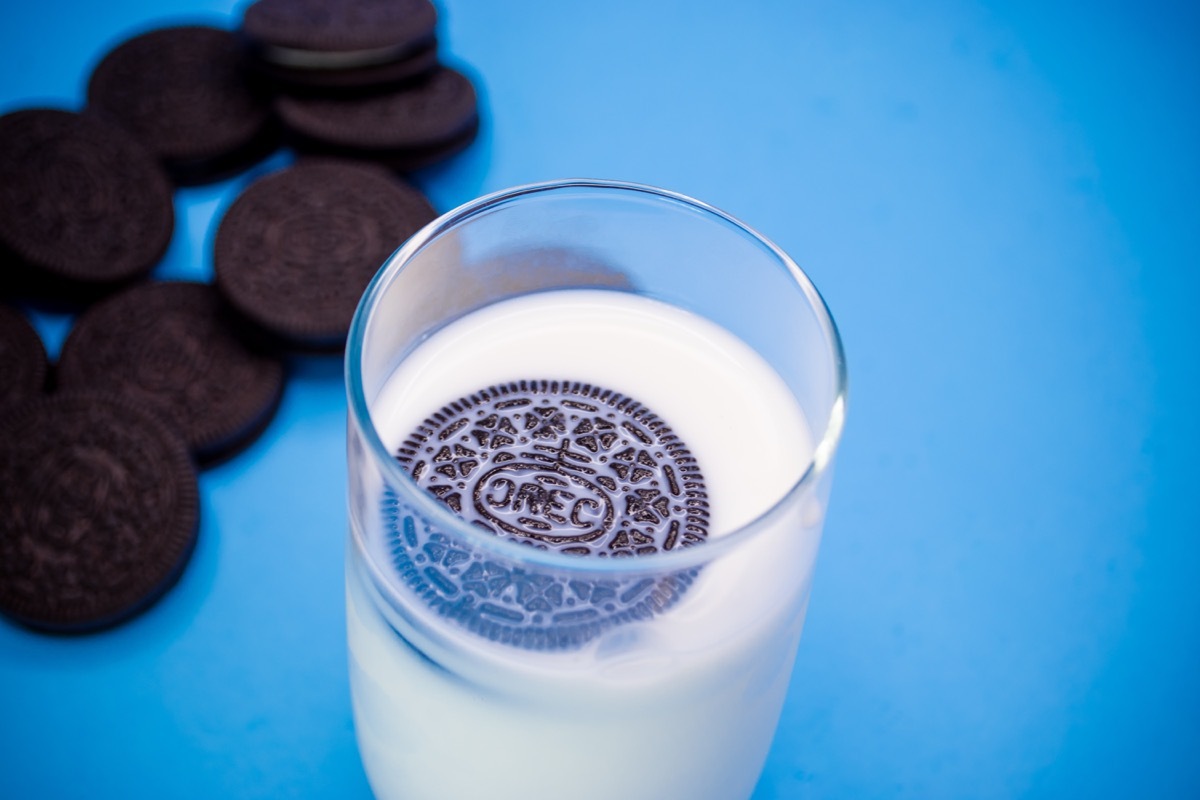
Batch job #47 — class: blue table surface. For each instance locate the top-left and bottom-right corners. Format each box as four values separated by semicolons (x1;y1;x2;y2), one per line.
2;1;1198;797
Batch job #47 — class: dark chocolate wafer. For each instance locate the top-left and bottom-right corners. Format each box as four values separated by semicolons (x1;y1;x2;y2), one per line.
214;159;437;350
389;380;710;650
0;393;200;633
56;281;286;465
87;25;279;186
0;304;48;410
275;67;478;169
0;109;174;301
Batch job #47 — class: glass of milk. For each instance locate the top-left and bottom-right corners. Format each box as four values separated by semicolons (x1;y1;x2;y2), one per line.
345;180;846;800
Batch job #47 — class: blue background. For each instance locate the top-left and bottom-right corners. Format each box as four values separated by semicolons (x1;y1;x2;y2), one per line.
2;1;1198;797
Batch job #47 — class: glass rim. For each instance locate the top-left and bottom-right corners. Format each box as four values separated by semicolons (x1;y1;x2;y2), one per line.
345;178;848;577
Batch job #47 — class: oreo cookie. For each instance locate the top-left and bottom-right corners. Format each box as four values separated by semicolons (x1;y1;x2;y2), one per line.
0;393;200;633
275;67;478;170
56;281;286;465
241;0;438;92
246;40;438;95
87;25;279;186
214;159;437;351
390;380;710;650
0;109;174;302
0;304;48;410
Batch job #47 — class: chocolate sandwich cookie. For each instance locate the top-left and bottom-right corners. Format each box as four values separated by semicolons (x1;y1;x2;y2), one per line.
0;109;174;302
275;67;478;170
241;0;438;92
87;25;279;186
0;393;200;633
245;36;438;95
214;159;437;351
0;304;48;410
56;281;286;466
390;380;710;651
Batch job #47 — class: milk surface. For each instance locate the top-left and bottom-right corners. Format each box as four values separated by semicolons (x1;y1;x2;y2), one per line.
349;289;823;800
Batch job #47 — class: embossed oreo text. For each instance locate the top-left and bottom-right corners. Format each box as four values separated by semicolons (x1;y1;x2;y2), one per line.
396;380;708;557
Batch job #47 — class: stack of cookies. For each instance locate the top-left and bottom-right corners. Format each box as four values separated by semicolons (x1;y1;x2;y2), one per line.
242;0;479;170
0;0;481;634
80;0;479;185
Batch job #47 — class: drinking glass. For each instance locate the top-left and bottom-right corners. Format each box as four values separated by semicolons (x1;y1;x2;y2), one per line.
345;179;847;800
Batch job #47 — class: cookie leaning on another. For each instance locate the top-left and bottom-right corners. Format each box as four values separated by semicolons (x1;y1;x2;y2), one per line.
240;0;439;93
274;65;480;171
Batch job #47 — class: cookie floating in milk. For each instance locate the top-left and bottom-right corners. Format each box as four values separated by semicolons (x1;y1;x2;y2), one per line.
390;379;710;650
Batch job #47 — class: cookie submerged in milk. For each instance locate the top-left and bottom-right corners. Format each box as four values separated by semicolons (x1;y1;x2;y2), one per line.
391;380;710;651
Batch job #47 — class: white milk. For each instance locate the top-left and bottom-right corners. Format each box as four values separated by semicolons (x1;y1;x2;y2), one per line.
349;289;822;800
